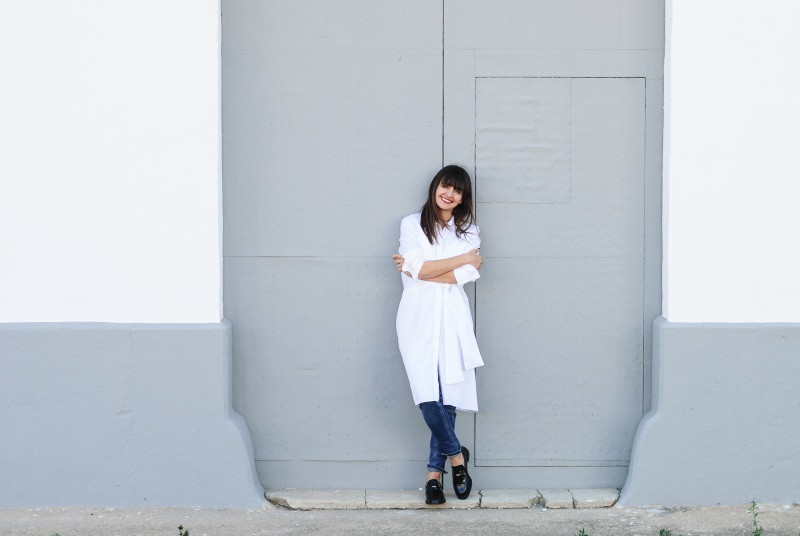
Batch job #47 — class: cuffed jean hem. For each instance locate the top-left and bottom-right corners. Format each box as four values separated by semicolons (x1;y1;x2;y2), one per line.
426;446;462;473
419;388;461;473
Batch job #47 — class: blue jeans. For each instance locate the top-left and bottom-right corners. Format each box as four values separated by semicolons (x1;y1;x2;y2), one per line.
419;388;461;473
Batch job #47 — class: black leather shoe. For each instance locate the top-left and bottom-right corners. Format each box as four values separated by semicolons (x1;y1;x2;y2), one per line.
451;446;472;500
425;477;446;505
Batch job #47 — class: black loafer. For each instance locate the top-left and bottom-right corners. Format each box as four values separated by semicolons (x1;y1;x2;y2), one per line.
452;446;472;500
425;477;446;504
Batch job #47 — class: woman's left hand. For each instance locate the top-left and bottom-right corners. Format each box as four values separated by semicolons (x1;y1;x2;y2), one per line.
392;254;405;272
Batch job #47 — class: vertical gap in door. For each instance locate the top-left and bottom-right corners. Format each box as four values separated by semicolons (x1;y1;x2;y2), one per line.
641;77;649;417
441;0;445;168
473;75;478;336
472;74;479;464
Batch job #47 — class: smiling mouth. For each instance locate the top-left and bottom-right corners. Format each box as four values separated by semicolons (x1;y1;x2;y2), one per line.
439;196;454;204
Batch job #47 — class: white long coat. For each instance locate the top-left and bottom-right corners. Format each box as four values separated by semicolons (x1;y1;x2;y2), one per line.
395;213;484;412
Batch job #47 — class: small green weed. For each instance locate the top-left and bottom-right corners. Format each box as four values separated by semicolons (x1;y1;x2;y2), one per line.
178;525;189;536
748;500;763;536
659;530;672;536
574;529;588;536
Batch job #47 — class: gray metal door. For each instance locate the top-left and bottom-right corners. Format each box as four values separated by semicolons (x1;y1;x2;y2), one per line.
474;77;645;467
223;0;664;490
443;33;663;484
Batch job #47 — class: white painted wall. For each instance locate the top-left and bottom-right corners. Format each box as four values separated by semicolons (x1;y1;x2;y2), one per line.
664;0;800;322
0;0;222;323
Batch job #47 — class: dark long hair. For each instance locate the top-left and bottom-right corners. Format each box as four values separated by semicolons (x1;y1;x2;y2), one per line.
420;165;476;245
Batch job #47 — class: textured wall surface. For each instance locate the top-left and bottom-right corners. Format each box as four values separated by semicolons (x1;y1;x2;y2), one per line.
223;0;664;490
222;0;445;490
0;0;223;323
0;0;264;509
3;0;798;508
620;317;800;506
0;321;263;508
664;1;800;322
473;77;646;469
617;1;800;506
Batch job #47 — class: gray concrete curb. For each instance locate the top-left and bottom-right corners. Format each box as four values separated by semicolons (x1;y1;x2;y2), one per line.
265;488;619;510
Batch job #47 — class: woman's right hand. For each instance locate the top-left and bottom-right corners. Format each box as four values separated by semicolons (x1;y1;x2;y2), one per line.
464;249;483;270
392;254;405;272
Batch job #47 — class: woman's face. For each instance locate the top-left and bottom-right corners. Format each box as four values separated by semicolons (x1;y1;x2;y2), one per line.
434;182;463;213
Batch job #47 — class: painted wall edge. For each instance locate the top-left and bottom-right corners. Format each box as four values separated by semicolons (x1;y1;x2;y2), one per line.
0;319;264;508
619;316;800;506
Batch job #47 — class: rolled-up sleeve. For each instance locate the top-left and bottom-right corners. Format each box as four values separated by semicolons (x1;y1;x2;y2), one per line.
453;264;480;284
453;225;481;285
398;217;426;279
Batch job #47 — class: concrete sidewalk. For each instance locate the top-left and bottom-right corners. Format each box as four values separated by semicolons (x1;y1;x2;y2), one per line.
2;502;799;536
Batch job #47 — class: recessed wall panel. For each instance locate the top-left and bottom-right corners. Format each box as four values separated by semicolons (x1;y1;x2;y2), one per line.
474;77;646;466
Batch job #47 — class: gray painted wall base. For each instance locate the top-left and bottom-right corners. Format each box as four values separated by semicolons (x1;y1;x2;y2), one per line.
0;321;264;508
620;317;800;506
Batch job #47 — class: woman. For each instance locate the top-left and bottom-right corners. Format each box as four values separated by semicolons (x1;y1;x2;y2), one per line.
392;164;484;504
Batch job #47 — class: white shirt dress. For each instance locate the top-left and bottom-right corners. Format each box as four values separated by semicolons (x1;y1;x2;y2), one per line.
395;213;484;412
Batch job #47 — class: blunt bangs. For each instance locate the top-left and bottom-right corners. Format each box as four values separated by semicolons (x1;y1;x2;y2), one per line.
439;168;469;192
